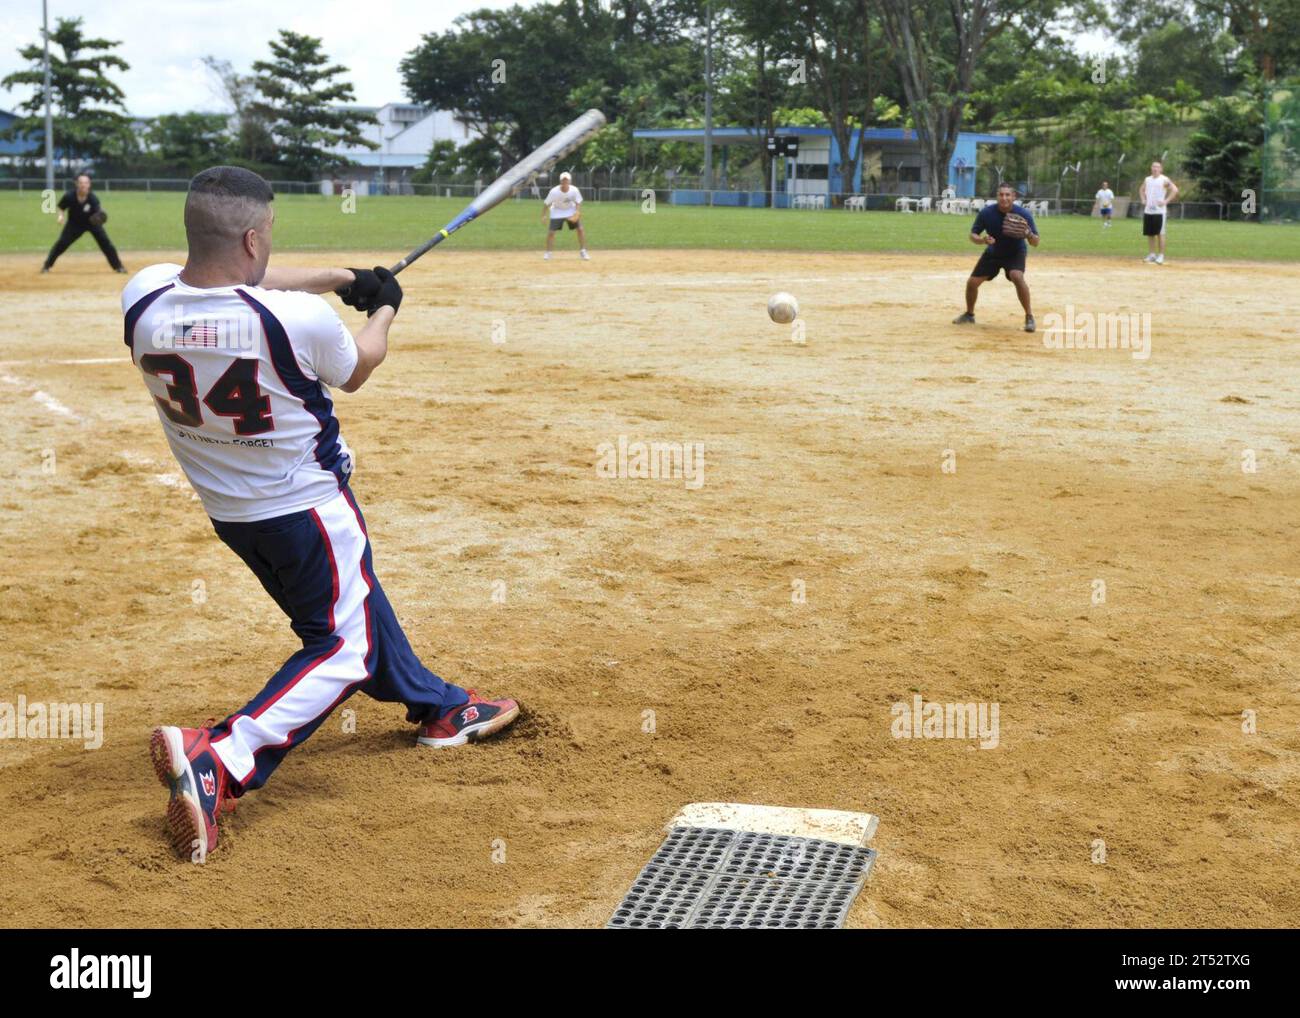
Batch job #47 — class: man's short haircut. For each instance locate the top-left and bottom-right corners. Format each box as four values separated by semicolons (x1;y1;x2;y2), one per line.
997;181;1016;193
185;166;274;259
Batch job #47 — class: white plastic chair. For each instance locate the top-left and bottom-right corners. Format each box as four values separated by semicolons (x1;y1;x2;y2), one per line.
896;197;913;213
918;196;932;212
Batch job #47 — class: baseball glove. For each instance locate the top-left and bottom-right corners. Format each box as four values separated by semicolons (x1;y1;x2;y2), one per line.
1000;212;1029;239
89;210;108;227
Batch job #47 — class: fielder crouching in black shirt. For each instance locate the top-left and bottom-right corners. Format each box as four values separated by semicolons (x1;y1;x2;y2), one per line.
41;172;126;274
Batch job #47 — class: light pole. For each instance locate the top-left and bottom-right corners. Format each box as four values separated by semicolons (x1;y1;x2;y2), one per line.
703;0;713;203
42;0;54;189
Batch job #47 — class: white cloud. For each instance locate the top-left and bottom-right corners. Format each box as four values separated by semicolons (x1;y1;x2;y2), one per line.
0;0;520;116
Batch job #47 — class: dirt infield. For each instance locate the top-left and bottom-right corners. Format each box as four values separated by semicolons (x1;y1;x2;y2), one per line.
1;248;1297;928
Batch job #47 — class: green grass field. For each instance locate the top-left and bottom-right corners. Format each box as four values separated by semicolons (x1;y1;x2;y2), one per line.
2;190;1296;261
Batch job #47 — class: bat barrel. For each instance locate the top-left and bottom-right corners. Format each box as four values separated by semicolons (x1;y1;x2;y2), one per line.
470;109;607;215
391;109;606;275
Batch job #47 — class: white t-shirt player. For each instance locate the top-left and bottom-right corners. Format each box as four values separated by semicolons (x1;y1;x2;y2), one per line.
1095;184;1115;228
545;183;583;219
542;171;590;261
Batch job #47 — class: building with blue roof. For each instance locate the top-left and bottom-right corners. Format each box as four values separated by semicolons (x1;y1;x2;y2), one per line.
632;125;1016;204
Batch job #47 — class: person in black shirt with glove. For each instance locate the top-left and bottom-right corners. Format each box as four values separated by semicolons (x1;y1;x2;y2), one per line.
41;172;126;274
952;182;1040;333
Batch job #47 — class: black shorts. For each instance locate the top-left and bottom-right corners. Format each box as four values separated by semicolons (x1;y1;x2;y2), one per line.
548;216;579;231
971;247;1026;280
1142;212;1166;236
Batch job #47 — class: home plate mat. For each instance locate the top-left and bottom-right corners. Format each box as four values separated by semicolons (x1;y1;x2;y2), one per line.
608;803;879;929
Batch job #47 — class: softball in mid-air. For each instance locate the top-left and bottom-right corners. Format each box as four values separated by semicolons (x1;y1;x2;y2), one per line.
767;292;799;324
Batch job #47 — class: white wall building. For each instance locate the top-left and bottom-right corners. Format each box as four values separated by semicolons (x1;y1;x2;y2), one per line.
327;103;476;192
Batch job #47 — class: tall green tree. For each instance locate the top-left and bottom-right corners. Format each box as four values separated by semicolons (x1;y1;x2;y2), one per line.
147;113;232;172
1;16;131;166
401;1;703;174
788;0;885;194
203;56;276;166
403;3;616;168
1112;1;1300;83
1197;0;1300;81
1130;17;1236;97
716;1;798;195
251;31;376;179
719;1;905;196
878;1;1072;195
1184;95;1264;203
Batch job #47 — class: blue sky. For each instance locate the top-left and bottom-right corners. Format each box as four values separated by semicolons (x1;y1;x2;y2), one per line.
0;0;517;116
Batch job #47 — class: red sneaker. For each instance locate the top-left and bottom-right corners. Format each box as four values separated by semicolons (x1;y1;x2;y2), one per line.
417;690;520;748
149;726;233;860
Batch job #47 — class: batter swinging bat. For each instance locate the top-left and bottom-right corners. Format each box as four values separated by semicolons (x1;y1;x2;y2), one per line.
390;108;607;274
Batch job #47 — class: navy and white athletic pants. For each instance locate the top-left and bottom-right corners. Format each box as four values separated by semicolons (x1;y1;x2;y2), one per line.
207;487;466;794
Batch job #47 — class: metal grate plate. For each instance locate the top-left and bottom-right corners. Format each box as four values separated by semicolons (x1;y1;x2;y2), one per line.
608;826;876;929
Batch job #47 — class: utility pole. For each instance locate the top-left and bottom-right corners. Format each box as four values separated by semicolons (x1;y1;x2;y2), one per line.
703;0;713;204
42;0;54;189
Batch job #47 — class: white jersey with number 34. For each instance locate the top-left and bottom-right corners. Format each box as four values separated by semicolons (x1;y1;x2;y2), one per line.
121;263;359;523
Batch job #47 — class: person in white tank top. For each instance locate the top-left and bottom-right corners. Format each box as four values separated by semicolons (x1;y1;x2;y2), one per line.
1139;160;1180;264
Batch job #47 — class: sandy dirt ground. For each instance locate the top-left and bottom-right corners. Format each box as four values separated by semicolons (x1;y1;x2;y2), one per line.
1;247;1298;928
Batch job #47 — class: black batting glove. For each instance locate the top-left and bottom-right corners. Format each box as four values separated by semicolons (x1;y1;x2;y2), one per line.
335;267;383;312
367;266;402;317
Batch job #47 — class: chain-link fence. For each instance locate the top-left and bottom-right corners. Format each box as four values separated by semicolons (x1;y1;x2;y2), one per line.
0;177;342;195
0;175;1259;220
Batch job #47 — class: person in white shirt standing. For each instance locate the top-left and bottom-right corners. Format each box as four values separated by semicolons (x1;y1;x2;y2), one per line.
543;171;589;260
131;166;520;860
1139;161;1180;264
1095;181;1115;229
